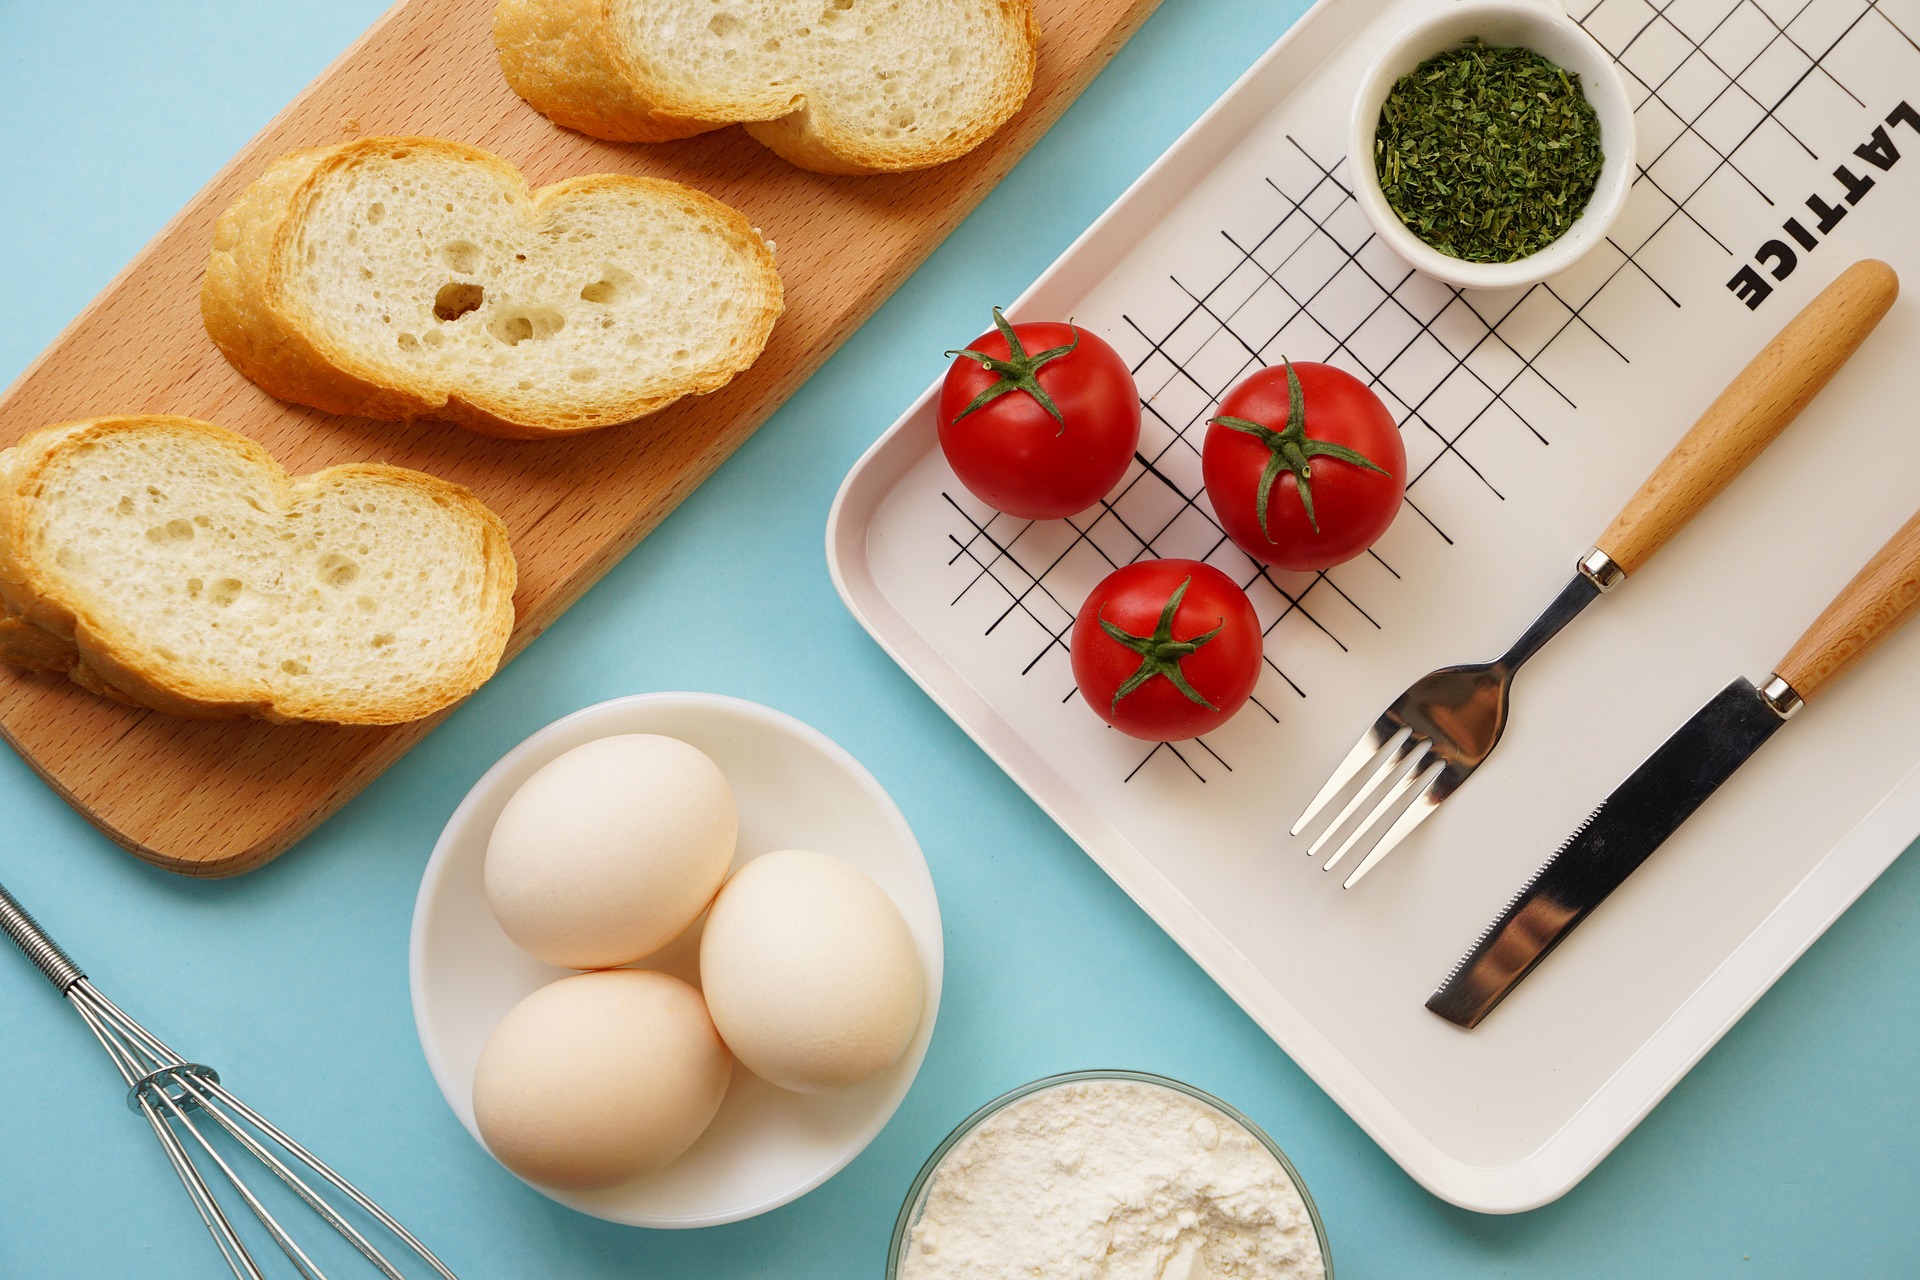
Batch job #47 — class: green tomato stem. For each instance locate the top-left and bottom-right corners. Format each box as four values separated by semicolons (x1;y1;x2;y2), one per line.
945;306;1081;433
1098;576;1224;712
1210;358;1389;539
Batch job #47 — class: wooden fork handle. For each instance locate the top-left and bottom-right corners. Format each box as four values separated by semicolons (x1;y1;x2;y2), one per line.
1774;509;1920;703
1594;259;1898;576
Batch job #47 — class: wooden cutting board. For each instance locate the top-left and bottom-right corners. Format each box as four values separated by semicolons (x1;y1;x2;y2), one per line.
0;0;1161;876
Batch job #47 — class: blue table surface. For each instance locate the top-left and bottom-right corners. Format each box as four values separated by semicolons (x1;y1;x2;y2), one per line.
3;1;1917;1275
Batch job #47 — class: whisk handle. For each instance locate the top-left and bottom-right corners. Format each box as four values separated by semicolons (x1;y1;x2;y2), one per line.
0;881;85;993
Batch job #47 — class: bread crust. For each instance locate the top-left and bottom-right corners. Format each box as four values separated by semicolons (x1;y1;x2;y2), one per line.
492;0;1040;175
492;0;725;142
201;136;784;439
0;416;519;726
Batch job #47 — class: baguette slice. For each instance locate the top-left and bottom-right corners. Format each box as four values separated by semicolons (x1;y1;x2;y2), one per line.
0;417;518;725
493;0;1039;175
203;136;783;438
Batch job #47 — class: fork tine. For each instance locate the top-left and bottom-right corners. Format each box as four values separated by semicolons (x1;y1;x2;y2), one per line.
1321;748;1440;872
1339;762;1452;889
1291;715;1401;837
1305;727;1416;859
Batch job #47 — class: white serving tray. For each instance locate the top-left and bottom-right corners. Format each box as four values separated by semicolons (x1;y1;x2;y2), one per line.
828;0;1920;1211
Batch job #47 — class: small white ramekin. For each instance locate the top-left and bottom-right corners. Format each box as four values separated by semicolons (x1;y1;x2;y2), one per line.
1348;0;1637;290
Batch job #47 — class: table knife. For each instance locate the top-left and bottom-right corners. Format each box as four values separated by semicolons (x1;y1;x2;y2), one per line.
1428;507;1920;1029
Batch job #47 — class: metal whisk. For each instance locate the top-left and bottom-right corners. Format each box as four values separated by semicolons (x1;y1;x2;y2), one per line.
1;880;459;1279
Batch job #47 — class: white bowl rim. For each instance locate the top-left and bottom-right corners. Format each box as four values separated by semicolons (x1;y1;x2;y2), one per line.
408;690;945;1228
1346;0;1638;290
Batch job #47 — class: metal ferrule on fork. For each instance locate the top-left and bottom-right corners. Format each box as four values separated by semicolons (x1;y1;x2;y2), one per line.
1289;259;1897;890
1290;558;1608;889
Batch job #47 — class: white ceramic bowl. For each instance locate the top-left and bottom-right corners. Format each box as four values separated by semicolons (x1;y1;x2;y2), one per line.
410;692;944;1228
1348;0;1637;290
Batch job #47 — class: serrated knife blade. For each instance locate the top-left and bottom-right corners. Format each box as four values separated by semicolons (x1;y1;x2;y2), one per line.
1426;678;1787;1029
1426;492;1920;1030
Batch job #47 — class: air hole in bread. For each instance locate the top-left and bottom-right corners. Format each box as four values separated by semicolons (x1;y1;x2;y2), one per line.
357;595;378;613
209;578;244;607
433;282;486;322
366;202;385;225
371;633;394;649
570;367;599;382
280;659;308;675
890;107;915;129
442;240;483;273
488;306;565;346
579;268;635;304
422;330;445;348
708;13;740;37
397;333;420;352
116;496;136;516
187;578;203;598
146;519;196;545
317;554;359;587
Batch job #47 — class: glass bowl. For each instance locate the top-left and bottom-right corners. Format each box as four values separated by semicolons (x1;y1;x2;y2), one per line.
886;1069;1334;1278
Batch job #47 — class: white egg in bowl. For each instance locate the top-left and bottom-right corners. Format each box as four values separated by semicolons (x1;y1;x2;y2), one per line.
410;692;943;1227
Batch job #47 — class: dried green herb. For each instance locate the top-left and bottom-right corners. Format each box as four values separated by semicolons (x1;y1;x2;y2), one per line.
1374;38;1604;263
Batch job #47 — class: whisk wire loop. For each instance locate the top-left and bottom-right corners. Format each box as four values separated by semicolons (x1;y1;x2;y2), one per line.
1;880;458;1279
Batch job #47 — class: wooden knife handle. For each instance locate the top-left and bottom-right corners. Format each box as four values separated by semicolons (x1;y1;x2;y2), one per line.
1774;510;1920;703
1594;260;1898;576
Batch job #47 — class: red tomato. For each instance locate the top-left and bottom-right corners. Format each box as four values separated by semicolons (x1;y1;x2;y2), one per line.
1201;360;1406;571
937;308;1141;520
1070;559;1262;741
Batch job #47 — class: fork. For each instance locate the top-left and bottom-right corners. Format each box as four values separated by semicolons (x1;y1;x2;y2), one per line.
1292;259;1898;888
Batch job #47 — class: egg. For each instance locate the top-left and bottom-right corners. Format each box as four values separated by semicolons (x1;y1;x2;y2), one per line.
485;734;735;969
699;849;924;1093
471;969;731;1190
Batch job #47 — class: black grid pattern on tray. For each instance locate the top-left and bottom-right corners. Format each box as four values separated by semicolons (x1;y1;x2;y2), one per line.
939;0;1903;782
1577;0;1915;259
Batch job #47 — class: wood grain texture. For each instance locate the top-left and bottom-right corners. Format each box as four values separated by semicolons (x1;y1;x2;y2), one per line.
1775;509;1920;703
1595;259;1898;575
0;0;1162;876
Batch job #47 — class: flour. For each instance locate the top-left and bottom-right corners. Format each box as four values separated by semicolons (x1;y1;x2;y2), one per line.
898;1078;1326;1280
